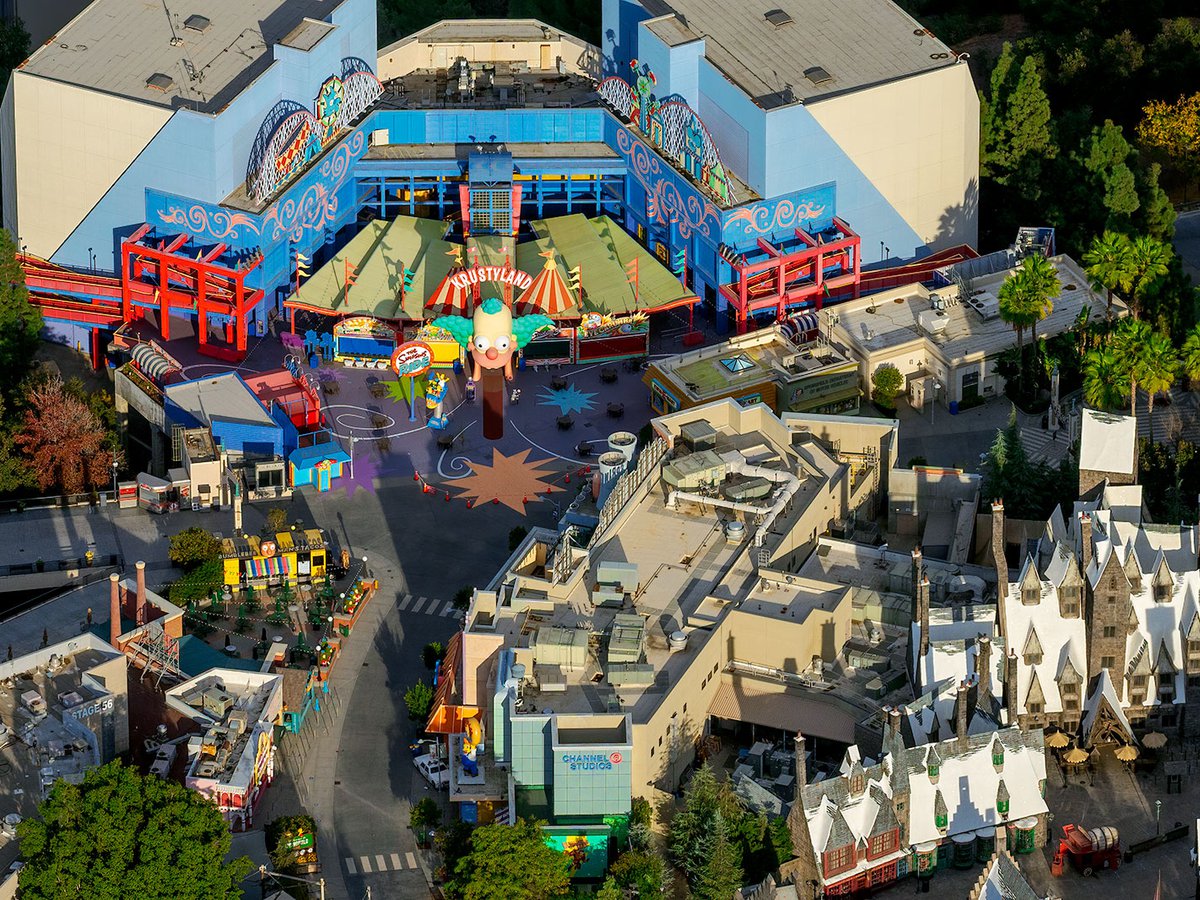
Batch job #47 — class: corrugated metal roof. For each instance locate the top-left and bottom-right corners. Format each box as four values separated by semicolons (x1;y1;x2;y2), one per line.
639;0;956;106
21;0;350;114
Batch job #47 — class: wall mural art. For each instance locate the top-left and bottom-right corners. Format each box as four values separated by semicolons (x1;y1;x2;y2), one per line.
597;61;736;206
246;59;382;205
613;126;721;243
721;189;833;248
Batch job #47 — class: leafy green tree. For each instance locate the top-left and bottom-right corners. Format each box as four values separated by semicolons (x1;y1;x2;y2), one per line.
17;760;252;899
1136;330;1178;440
1077;120;1140;230
668;766;745;897
449;819;571;900
595;878;624;900
1134;162;1177;241
1082;231;1135;319
870;364;903;408
610;849;669;896
167;559;225;608
980;45;1057;194
411;797;442;845
0;16;29;91
435;820;474;886
0;228;41;393
1113;317;1154;415
265;507;289;534
1083;348;1130;410
422;640;445;669
405;679;435;721
1127;235;1172;319
168;526;222;570
1180;324;1200;384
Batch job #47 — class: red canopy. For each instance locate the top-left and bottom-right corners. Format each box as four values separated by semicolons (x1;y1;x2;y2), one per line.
514;257;575;317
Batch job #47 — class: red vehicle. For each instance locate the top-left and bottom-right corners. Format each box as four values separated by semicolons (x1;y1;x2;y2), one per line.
1053;824;1121;877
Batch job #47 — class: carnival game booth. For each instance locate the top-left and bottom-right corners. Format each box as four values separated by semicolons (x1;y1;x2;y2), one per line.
221;529;329;588
332;316;398;367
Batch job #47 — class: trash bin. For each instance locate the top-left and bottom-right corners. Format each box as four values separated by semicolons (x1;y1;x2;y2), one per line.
309;353;319;369
948;400;959;415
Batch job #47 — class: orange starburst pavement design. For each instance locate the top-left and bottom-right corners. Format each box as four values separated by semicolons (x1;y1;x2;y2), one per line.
452;448;565;513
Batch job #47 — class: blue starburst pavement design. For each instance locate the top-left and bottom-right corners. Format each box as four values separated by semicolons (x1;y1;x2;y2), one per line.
537;384;596;415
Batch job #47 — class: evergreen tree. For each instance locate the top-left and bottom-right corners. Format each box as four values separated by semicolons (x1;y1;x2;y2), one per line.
981;45;1057;196
449;819;572;900
0;228;41;391
983;407;1040;519
1134;162;1177;242
1078;120;1140;230
693;820;743;900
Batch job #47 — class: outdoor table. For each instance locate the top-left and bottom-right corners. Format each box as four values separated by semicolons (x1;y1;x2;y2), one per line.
437;433;456;450
551;375;568;390
607;402;624;418
600;367;618;384
557;415;574;430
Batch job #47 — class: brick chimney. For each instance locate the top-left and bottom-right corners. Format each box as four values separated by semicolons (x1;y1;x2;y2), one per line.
976;636;993;712
794;731;807;790
108;572;121;646
991;500;1007;596
1079;512;1092;578
955;680;970;750
911;546;923;621
918;578;931;662
135;561;147;626
1005;651;1019;724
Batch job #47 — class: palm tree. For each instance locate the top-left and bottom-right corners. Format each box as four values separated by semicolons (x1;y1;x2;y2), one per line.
998;272;1036;395
1137;331;1179;442
1127;235;1172;319
1019;254;1061;351
1180;324;1200;387
1082;348;1129;411
1112;318;1152;416
1082;231;1134;320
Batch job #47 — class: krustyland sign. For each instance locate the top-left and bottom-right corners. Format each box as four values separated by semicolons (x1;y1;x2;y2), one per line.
449;265;533;292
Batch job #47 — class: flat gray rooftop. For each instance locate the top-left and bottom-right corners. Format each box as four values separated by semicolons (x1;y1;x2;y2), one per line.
166;374;275;428
638;0;957;106
21;0;349;114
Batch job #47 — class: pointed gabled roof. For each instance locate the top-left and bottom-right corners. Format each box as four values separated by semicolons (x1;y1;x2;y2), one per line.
1018;556;1042;601
991;735;1005;757
1058;656;1080;684
1082;670;1137;747
1154;639;1176;675
1123;550;1143;589
933;788;947;823
1024;670;1045;708
1187;612;1200;642
1152;551;1173;594
996;778;1010;807
1127;639;1150;678
824;806;854;851
925;746;942;768
1021;627;1043;660
868;785;899;836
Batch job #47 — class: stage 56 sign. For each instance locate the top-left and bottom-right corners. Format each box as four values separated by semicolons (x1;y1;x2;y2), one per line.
391;341;433;378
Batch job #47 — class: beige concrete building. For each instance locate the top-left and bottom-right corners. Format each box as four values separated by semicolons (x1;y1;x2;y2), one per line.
378;19;600;83
828;253;1123;409
439;400;899;822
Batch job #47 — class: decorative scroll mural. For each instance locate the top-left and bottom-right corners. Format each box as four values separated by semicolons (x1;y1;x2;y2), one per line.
246;59;383;204
597;61;736;206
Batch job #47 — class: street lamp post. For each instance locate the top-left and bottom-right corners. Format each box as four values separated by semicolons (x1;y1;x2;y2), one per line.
111;461;119;503
1155;798;1162;836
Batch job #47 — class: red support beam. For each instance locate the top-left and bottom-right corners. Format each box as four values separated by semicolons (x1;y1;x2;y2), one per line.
163;234;189;255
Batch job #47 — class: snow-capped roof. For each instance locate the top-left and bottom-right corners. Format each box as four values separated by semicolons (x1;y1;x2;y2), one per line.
1081;669;1136;743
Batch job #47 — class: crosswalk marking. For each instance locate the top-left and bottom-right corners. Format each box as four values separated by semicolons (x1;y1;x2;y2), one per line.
425;599;444;616
346;858;357;875
406;852;417;869
390;853;403;869
440;603;458;616
375;854;387;872
411;596;428;613
397;594;412;610
359;856;373;874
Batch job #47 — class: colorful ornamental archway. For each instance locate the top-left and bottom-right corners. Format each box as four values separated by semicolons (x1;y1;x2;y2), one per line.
247;59;383;204
597;62;736;205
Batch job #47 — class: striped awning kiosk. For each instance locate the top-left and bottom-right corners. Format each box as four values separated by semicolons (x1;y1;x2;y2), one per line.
248;556;291;579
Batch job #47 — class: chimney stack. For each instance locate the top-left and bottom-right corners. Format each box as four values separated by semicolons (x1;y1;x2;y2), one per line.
794;731;807;791
888;706;903;754
108;573;121;646
911;547;923;619
955;680;969;750
918;578;931;661
1079;512;1092;578
1005;651;1019;725
976;636;993;712
135;561;147;626
991;500;1007;597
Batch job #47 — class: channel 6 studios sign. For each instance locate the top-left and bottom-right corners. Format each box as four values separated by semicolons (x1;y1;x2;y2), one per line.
561;750;624;772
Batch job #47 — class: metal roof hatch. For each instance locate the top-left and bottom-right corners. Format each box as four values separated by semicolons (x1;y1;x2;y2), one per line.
804;66;833;85
183;14;211;32
764;9;794;26
146;72;175;91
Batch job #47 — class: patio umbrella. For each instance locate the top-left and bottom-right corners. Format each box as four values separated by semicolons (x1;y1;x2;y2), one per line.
1114;745;1138;762
1045;731;1071;749
1063;747;1088;765
514;252;575;317
1142;731;1167;749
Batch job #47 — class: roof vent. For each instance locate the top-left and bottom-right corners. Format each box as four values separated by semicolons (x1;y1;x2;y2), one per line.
146;73;175;91
803;66;833;85
764;9;793;26
184;14;211;32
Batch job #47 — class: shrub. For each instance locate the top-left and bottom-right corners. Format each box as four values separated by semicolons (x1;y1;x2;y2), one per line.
168;526;222;570
871;364;903;406
405;679;435;721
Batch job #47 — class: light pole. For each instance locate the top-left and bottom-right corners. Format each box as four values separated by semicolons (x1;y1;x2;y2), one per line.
111;461;119;503
1155;798;1162;836
362;555;369;579
931;381;941;427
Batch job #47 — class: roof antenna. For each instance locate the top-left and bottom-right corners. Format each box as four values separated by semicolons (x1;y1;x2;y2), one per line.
162;0;183;46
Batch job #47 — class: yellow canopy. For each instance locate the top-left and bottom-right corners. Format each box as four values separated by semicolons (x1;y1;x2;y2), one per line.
1114;745;1138;761
1045;731;1071;749
1063;747;1088;765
